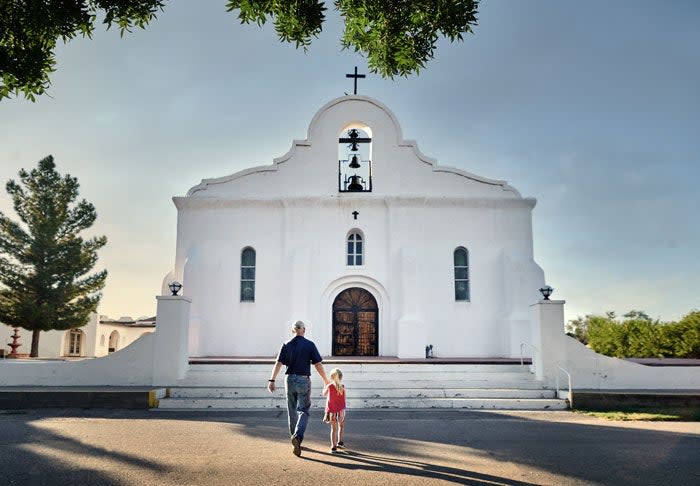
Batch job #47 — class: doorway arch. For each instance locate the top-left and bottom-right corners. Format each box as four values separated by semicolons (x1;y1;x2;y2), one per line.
332;287;379;356
108;330;120;353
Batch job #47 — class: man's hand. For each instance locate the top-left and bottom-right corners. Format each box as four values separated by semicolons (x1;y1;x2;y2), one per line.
268;362;282;394
314;362;330;385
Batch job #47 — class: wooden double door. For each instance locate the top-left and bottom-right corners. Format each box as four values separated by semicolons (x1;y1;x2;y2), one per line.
332;288;379;356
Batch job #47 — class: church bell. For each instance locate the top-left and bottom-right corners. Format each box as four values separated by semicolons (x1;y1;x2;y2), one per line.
347;175;364;191
339;127;372;193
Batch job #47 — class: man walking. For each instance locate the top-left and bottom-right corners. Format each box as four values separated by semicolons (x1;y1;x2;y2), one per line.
268;320;329;457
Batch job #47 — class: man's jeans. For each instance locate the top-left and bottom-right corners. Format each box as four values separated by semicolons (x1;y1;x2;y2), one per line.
285;374;311;441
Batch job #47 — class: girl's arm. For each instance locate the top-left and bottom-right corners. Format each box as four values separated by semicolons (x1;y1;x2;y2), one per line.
322;383;332;396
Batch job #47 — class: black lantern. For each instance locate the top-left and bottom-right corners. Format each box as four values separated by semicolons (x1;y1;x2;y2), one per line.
539;285;553;300
169;281;183;296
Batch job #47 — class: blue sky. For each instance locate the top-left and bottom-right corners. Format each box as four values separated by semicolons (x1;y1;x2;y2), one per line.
1;1;698;323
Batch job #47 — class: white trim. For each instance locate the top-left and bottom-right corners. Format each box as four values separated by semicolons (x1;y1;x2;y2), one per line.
174;196;536;211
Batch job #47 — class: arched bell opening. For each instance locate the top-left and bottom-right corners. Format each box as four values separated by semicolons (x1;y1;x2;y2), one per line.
338;126;372;192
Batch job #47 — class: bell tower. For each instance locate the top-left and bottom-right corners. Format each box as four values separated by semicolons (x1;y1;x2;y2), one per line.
338;127;372;192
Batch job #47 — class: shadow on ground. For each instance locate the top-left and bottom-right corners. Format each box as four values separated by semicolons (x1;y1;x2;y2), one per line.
0;410;170;485
1;409;698;485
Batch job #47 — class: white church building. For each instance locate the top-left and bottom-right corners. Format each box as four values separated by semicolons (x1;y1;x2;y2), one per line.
167;95;544;360
2;93;696;409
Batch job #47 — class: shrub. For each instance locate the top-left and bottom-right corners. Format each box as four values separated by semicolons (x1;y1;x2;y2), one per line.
572;310;700;359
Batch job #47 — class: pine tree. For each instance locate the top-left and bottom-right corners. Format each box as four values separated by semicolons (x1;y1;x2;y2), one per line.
0;156;107;357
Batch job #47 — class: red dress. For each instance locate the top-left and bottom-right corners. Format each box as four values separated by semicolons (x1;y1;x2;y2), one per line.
325;383;346;413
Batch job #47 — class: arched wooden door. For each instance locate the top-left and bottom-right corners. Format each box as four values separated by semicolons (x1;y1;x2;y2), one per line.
332;288;379;356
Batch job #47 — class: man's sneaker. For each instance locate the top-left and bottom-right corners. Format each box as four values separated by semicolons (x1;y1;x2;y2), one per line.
291;436;302;457
337;441;345;448
331;446;338;453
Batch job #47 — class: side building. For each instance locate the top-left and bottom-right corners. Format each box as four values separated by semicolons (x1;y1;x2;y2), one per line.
1;314;155;359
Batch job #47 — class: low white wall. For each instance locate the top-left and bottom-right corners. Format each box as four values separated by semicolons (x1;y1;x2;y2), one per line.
531;300;700;390
0;334;155;386
0;296;191;388
563;337;700;390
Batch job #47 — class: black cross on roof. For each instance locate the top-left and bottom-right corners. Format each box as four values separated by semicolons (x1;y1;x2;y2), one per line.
346;66;366;95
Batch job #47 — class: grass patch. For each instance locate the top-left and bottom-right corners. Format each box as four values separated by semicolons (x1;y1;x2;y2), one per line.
575;407;700;421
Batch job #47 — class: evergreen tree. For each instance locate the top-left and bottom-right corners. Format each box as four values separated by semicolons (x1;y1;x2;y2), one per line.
0;156;107;357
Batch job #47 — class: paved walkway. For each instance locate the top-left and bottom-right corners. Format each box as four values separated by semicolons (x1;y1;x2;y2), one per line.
1;409;698;485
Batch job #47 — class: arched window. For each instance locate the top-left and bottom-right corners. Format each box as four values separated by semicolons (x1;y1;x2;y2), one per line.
66;329;84;357
454;247;470;301
347;232;363;266
241;247;256;302
108;330;120;353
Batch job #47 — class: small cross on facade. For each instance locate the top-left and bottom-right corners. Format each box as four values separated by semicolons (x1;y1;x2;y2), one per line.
346;66;366;95
352;211;359;220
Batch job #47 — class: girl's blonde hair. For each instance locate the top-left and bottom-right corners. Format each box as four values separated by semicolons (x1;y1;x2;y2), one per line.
329;368;344;395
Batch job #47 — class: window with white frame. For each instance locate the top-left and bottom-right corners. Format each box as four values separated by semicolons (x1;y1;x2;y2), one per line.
241;247;256;301
67;329;83;356
347;232;363;265
454;247;470;301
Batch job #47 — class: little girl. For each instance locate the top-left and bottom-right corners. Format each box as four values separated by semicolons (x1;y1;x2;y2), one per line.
323;367;346;453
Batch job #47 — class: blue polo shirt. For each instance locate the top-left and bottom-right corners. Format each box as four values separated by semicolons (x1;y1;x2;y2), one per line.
276;336;323;376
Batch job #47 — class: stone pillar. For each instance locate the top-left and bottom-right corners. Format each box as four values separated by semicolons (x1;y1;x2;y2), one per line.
153;295;191;386
529;299;567;386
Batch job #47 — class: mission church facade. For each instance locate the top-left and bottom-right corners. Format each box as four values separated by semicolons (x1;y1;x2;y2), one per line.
167;95;545;359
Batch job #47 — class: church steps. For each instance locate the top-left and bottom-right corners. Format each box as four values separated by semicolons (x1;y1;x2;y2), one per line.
177;364;539;388
184;363;530;373
156;362;567;410
168;387;556;399
174;379;544;389
156;396;567;410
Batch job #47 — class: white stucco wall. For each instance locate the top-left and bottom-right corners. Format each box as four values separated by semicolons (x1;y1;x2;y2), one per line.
530;300;700;391
0;334;155;386
170;96;545;358
0;298;188;387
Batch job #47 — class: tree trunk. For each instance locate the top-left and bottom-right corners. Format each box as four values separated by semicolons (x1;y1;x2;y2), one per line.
31;329;41;357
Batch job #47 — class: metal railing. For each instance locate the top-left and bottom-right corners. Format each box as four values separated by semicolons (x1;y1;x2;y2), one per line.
519;342;539;374
556;365;573;408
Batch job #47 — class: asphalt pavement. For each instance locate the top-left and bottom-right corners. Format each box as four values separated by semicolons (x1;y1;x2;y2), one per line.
0;409;698;485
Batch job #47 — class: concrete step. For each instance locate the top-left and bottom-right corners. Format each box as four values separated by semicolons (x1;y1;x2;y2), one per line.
161;363;563;410
168;387;556;399
181;372;537;381
176;377;543;389
185;363;531;373
156;396;567;411
0;387;166;410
